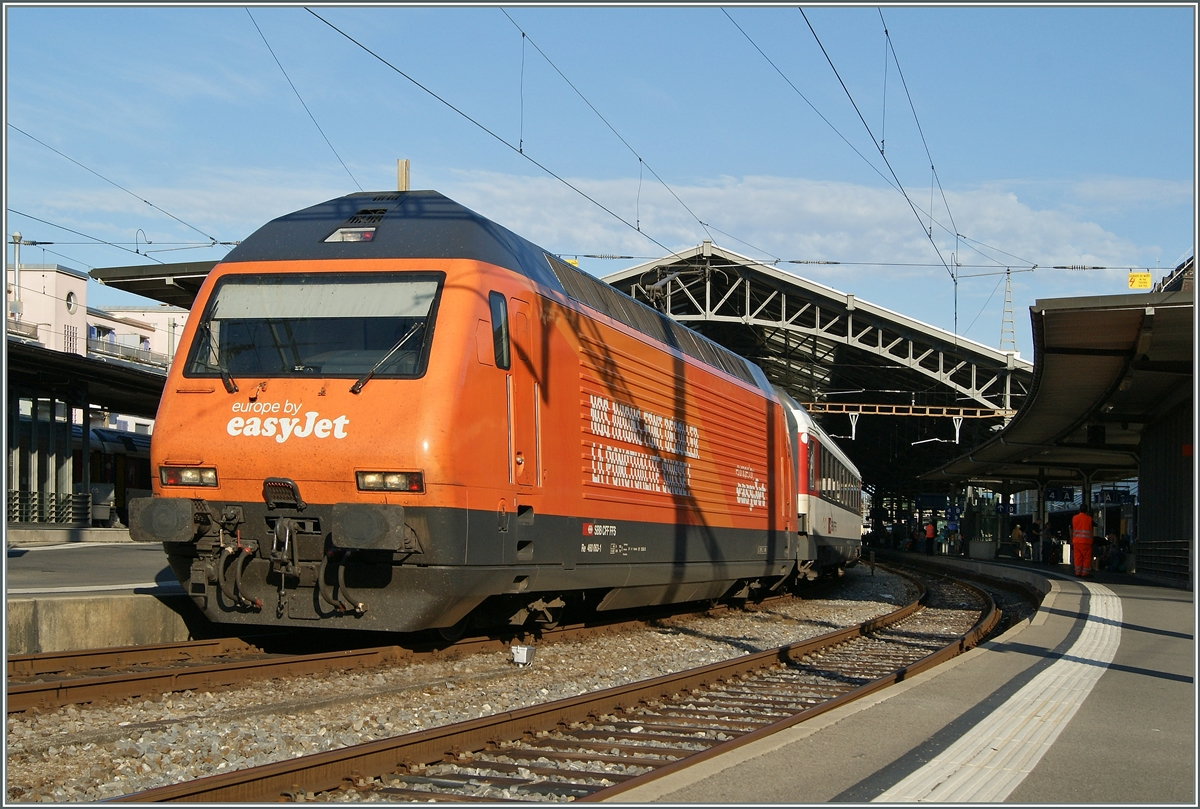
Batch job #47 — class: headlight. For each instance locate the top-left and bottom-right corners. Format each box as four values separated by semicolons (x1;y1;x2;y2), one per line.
160;466;218;487
356;471;424;493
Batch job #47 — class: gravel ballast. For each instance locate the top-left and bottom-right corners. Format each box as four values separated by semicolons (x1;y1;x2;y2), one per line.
5;566;913;802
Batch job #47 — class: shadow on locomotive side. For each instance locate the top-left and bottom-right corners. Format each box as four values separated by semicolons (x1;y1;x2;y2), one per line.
129;191;863;638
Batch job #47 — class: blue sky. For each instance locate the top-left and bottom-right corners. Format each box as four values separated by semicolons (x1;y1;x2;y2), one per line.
5;4;1195;357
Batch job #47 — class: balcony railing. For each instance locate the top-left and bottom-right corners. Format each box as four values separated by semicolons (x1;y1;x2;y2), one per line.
87;338;172;368
6;317;39;341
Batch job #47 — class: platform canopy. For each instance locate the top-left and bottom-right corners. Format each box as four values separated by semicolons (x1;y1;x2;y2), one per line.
603;242;1035;495
922;284;1194;488
89;261;217;310
6;337;165;419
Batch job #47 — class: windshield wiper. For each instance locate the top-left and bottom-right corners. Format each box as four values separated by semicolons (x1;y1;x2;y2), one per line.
350;322;425;394
200;319;238;393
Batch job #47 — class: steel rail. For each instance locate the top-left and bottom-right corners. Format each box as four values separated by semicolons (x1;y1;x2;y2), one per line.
7;592;807;714
112;571;994;803
6;645;412;714
587;572;999;801
6;638;264;677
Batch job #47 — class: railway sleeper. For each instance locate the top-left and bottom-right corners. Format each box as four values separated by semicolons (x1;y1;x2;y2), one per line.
487;745;679;767
554;727;721;746
527;736;711;755
438;757;637;784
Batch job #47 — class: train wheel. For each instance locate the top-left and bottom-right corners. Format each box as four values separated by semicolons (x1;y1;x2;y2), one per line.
436;615;470;643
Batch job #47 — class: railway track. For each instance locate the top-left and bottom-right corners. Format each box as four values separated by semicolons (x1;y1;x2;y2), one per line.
114;567;1001;803
7;590;825;714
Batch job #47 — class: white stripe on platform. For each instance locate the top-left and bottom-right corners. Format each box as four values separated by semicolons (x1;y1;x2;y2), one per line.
873;581;1122;803
7;582;169;594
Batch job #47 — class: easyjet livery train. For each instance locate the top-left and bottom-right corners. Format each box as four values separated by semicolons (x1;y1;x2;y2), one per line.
130;191;861;635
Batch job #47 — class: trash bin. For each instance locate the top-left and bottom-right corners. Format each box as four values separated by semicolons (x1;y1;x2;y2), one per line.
88;483;115;525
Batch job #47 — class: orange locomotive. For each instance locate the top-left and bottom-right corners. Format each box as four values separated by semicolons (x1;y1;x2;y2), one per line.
131;191;810;634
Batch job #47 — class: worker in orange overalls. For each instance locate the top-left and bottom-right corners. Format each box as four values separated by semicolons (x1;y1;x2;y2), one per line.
1071;505;1094;577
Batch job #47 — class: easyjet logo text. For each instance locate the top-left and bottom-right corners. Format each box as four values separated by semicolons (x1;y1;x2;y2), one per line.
226;411;349;443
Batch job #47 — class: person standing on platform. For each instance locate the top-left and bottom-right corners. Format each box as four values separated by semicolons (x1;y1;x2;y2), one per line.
924;521;936;556
1071;506;1094;577
1010;522;1025;559
1029;522;1043;563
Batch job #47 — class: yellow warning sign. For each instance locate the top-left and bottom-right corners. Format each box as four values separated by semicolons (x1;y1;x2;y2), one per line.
1128;271;1152;290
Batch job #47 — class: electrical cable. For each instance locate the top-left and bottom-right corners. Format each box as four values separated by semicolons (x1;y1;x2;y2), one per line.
723;9;899;195
696;221;782;264
8;209;167;264
7;124;224;245
798;8;953;281
963;277;1005;336
304;7;692;264
880;9;959;243
500;9;715;244
519;30;526;153
246;9;362;192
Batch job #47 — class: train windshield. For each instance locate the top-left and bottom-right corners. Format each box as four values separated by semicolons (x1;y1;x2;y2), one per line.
184;272;443;380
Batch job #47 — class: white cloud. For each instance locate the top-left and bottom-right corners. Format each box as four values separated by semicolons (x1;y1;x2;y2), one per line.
439;170;1158;272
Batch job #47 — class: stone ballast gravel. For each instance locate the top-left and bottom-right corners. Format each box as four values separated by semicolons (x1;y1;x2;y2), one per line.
6;566;913;803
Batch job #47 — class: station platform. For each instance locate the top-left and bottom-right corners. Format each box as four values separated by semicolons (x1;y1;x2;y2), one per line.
610;553;1195;805
4;534;207;655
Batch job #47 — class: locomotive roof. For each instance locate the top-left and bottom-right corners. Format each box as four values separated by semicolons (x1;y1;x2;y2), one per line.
219;190;772;395
221;190;564;291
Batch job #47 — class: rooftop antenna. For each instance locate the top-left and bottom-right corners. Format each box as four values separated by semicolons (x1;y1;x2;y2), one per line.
999;267;1016;352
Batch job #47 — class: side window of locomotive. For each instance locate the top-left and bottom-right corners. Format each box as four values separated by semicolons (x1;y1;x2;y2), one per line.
488;291;510;370
184;273;443;379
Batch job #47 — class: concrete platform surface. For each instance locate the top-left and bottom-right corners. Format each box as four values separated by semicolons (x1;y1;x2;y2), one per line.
5;541;198;655
6;525;133;548
6;541;176;595
608;558;1195;805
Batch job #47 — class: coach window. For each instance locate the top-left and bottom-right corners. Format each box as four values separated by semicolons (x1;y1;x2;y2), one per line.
488;291;510;370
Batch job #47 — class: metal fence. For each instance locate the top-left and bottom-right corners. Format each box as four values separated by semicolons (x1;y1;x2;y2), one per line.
87;338;172;368
6;491;91;524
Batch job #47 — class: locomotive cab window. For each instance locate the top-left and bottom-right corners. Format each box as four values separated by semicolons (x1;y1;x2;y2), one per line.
185;272;443;380
488;290;510;370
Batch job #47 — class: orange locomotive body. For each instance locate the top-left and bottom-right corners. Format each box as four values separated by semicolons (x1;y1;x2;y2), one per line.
130;191;805;633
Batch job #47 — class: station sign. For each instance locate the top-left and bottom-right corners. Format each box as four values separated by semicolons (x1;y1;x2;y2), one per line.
994;503;1016;514
1093;490;1134;505
1045;486;1075;502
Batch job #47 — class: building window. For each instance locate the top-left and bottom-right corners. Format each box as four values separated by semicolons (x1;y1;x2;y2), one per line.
65;291;78;314
64;324;78;354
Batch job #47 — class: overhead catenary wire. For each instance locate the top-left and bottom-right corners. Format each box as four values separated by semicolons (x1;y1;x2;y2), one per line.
246;9;362;192
723;9;1006;277
500;9;716;245
725;11;1032;294
7;124;225;246
304;8;691;265
880;9;959;244
9;208;168;265
877;8;968;333
963;276;1006;336
723;9;900;195
797;7;953;282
